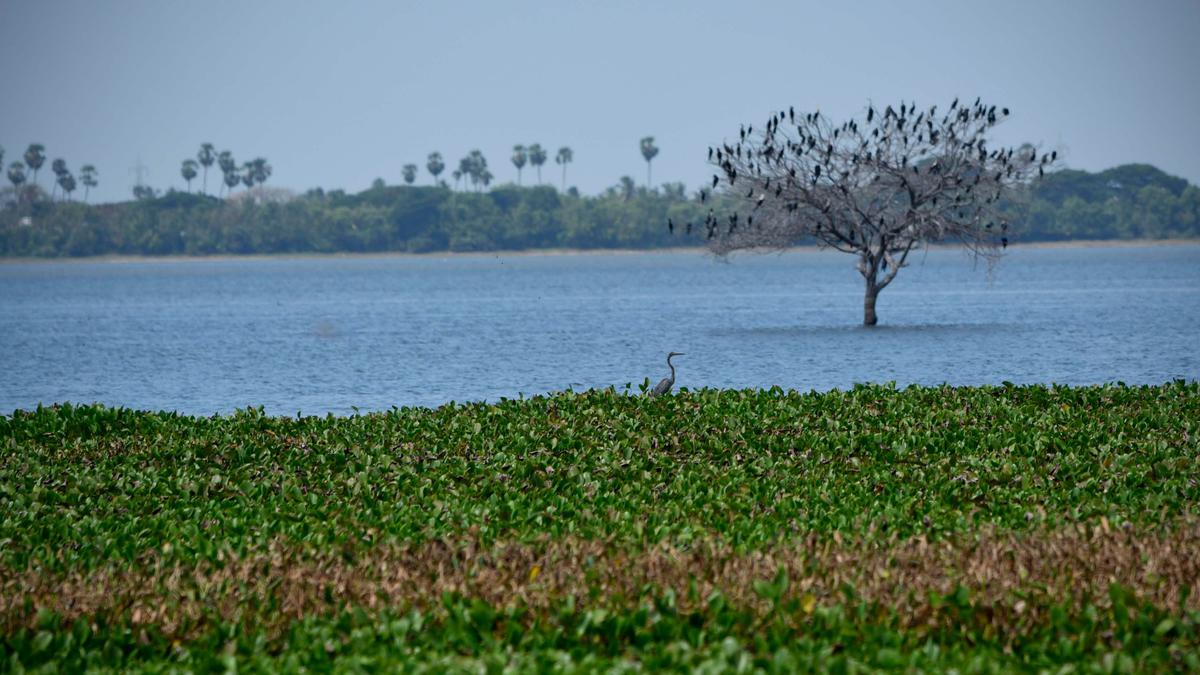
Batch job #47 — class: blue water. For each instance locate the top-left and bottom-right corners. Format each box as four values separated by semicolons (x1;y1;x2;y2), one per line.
1;245;1198;415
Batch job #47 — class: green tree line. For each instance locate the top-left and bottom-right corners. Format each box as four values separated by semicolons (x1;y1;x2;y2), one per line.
0;164;1196;258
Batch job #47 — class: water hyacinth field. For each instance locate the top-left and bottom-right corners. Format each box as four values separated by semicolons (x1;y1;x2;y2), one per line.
2;382;1199;671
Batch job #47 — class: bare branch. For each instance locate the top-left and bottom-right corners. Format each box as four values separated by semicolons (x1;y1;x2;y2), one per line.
702;98;1058;324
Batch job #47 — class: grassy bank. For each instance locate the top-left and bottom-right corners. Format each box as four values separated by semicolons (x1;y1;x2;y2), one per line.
3;383;1198;670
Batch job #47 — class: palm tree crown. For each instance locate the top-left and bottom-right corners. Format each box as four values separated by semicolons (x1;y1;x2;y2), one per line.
555;146;573;192
639;136;659;187
50;158;68;198
197;143;216;194
79;165;98;202
511;145;528;185
426;152;445;185
23;144;46;186
527;144;548;184
181;159;199;192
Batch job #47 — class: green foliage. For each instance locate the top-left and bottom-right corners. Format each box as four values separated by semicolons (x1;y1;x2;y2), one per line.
4;594;1196;672
1017;164;1200;240
3;384;1200;670
0;182;715;256
2;383;1197;571
1;163;1196;258
2;384;1199;669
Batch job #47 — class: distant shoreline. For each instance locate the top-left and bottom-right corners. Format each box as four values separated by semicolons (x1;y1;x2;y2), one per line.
1;238;1197;265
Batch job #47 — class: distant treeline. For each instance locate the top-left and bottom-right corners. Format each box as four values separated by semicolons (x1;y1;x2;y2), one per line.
0;164;1196;257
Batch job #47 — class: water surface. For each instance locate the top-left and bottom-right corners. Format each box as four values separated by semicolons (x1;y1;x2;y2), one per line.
2;245;1197;414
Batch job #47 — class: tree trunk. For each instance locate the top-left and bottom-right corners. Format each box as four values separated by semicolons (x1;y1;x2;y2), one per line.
863;280;879;326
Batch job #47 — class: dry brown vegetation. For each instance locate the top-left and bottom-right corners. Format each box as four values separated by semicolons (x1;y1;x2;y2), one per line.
6;521;1198;644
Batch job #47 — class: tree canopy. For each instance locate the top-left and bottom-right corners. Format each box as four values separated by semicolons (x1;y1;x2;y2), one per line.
702;99;1058;324
0;161;1194;259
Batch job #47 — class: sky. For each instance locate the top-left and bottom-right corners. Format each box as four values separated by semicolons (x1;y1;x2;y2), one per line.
1;0;1198;203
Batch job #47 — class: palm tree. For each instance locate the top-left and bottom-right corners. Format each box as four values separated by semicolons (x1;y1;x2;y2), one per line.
402;164;418;184
472;150;489;191
217;151;236;196
50;158;68;199
527;143;547;184
451;169;462;191
80;165;98;202
223;168;240;194
639;136;659;188
181;159;199;192
458;157;472;191
249;157;271;186
197;143;216;195
23;144;46;188
511;145;527;185
7;162;27;202
426;152;445;185
460;150;489;192
60;173;76;201
241;164;255;190
555;146;573;191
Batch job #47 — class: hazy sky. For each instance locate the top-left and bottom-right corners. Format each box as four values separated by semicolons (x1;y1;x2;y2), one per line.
2;0;1198;203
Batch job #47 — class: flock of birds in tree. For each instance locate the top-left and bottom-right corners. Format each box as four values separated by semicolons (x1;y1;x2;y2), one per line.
666;98;1057;252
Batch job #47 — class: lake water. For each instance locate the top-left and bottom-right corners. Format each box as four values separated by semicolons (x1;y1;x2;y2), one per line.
1;245;1198;415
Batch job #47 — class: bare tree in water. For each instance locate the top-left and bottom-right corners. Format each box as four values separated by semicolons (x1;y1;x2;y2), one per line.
702;98;1057;325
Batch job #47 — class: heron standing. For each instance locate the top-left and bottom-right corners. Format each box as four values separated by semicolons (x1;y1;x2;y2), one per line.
650;352;684;397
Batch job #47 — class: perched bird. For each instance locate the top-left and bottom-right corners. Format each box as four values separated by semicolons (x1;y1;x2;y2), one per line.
650;352;685;397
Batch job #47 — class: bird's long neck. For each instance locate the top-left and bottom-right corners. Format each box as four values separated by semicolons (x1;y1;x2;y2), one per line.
666;355;676;381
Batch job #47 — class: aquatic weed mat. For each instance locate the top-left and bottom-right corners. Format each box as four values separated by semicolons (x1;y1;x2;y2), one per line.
2;382;1198;670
